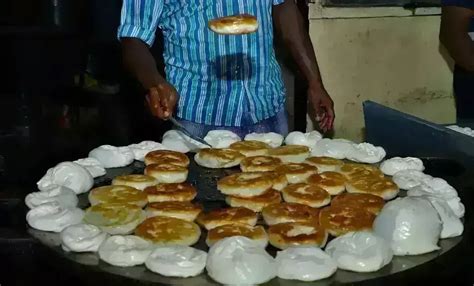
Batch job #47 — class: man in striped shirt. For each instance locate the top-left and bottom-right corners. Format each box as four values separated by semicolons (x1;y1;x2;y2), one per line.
119;0;334;137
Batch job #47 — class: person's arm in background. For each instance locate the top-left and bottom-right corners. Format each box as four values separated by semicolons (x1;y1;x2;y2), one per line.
440;6;474;72
118;0;178;119
273;0;334;132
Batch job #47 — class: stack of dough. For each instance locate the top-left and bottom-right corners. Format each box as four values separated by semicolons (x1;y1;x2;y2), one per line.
196;207;258;230
83;203;146;235
146;201;202;222
135;216;201;246
306;172;346;195
88;185;148;207
305;156;344;172
275;163;318;184
229;140;271;157
144;183;200;222
218;171;285;212
268;145;310;163
240;156;282;172
262;202;320;225
346;174;399;200
337;163;384;180
206;224;268;247
195;148;245;169
331;193;385;215
337;163;399;200
142;149;203;228
197;207;267;246
281;183;331;208
112;174;157;191
225;189;282;212
145;163;188;183
319;204;376;237
260;201;325;249
268;221;328;249
145;183;197;203
144;150;190;183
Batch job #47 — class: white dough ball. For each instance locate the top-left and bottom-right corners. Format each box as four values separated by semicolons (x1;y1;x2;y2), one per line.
145;246;207;278
276;246;337;281
206;236;276;285
244;132;284;148
89;145;134;168
325;231;393;272
162;130;208;153
373;197;442;256
284;131;322;150
128;141;165;161
98;235;153;267
204;130;241;148
392;170;432;190
380;157;425;176
25;185;78;209
37;162;93;194
60;223;107;252
27;202;84;233
73;157;106;178
311;138;355;159
345;142;386;164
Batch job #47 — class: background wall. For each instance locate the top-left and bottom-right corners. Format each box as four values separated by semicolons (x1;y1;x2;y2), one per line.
307;4;456;141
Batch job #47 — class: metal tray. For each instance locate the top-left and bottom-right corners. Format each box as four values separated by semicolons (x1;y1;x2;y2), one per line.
28;158;467;285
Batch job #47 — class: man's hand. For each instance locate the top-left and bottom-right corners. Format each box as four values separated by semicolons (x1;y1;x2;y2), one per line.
146;81;179;119
308;83;335;132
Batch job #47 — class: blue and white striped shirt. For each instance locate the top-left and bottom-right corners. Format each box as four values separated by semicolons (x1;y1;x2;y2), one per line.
118;0;286;127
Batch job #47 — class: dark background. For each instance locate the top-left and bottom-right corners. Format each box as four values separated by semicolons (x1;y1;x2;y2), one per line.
0;0;312;186
0;0;169;186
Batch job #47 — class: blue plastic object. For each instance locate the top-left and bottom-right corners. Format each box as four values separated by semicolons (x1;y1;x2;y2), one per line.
363;101;474;168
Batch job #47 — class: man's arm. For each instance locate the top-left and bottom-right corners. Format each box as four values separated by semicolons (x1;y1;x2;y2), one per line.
440;6;474;72
122;38;163;91
118;0;177;119
273;0;334;132
121;38;178;118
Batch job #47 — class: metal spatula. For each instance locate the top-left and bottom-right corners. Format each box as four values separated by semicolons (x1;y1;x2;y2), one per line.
168;116;212;148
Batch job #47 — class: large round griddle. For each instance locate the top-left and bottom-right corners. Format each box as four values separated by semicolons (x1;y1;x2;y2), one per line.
28;157;470;285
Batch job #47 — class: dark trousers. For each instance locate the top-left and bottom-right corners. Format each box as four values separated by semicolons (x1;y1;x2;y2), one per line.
454;65;474;121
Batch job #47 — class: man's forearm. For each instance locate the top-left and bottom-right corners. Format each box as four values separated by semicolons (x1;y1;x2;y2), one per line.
121;37;166;89
273;0;324;88
440;7;474;72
